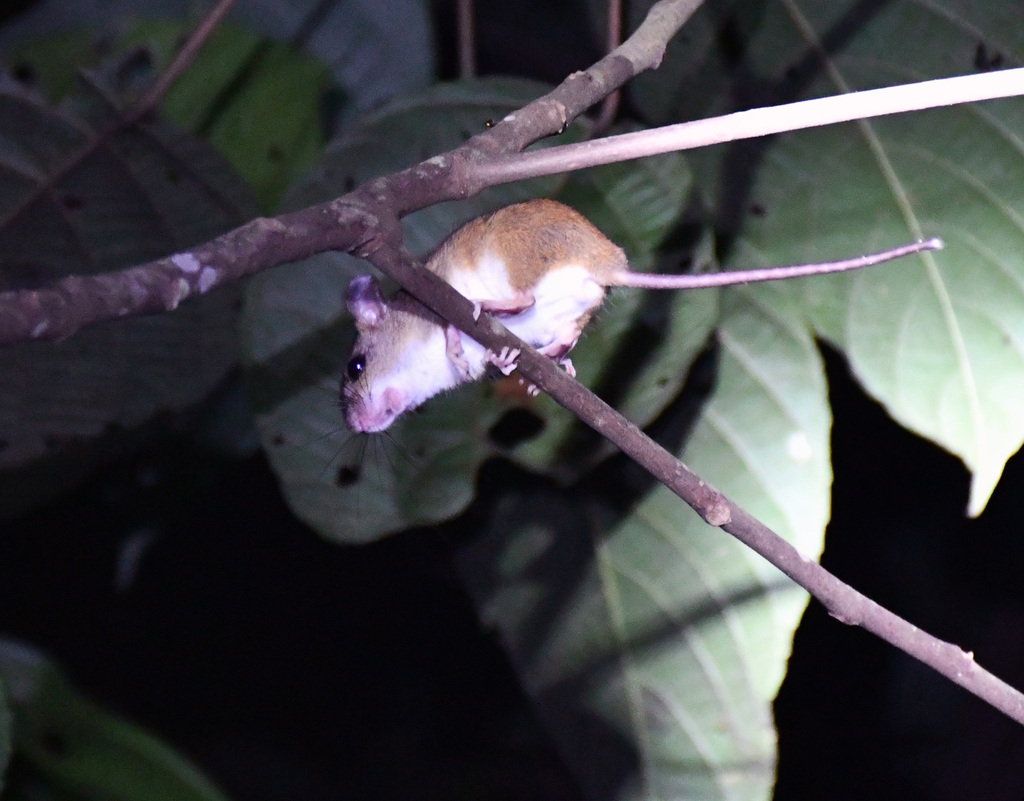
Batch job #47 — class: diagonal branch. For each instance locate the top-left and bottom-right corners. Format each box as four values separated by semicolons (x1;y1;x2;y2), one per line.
365;233;1024;728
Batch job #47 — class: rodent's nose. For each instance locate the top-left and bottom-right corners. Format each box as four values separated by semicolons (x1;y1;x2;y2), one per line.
383;387;405;415
344;386;409;433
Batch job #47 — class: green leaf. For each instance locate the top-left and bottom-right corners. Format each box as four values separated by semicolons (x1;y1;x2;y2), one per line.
6;20;331;213
0;640;228;801
0;0;434;126
0;29;102;101
0;75;256;518
460;281;830;801
676;0;1024;515
242;96;698;541
232;0;435;125
119;21;332;212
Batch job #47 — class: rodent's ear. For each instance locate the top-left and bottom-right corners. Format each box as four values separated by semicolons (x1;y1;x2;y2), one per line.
346;275;388;328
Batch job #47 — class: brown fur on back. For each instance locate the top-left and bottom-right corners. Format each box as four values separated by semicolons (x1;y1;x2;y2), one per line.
427;199;627;290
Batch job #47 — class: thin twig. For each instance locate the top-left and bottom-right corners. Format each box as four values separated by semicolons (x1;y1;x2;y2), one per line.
457;0;476;79
471;66;1024;189
590;0;622;137
129;0;241;122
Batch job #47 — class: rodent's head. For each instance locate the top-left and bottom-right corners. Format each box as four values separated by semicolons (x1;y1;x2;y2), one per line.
340;275;460;433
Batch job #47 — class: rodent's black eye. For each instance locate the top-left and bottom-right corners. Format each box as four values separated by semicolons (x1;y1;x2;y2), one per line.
346;354;366;382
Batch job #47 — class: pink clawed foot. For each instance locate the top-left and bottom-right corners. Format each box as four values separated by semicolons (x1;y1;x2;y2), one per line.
537;341;578;378
518;378;541;397
537;334;579;363
486;346;521;376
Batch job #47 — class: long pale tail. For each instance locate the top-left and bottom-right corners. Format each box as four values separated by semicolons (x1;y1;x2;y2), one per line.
612;237;944;289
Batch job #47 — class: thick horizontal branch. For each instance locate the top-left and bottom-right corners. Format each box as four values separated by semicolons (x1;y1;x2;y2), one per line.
365;240;1024;727
0;0;705;347
0;204;381;344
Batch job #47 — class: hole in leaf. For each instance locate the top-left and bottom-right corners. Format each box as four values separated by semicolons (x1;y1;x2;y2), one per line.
12;61;35;85
114;47;154;87
717;15;746;67
39;730;71;757
974;42;1003;71
488;409;545;448
336;465;360;486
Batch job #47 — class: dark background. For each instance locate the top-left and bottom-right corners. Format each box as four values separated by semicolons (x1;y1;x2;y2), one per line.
4;0;1024;799
5;352;1024;801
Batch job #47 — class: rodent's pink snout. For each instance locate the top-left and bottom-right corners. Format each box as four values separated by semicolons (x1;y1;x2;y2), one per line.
347;386;408;433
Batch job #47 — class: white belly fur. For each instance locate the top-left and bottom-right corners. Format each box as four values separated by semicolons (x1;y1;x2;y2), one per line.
448;251;516;301
506;265;604;347
461;263;603;352
454;261;606;372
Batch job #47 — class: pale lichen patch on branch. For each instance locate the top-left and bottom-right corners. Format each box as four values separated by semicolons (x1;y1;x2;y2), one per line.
198;267;218;293
171;252;202;274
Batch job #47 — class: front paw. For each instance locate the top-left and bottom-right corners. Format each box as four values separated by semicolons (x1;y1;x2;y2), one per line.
445;325;472;378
